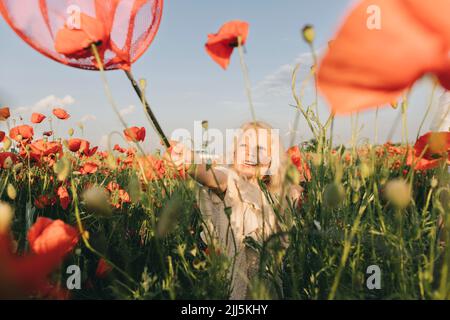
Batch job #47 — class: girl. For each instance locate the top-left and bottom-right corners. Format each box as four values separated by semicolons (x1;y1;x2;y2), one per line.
166;121;302;299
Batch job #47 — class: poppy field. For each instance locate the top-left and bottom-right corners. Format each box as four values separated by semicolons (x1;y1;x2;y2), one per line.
0;0;450;300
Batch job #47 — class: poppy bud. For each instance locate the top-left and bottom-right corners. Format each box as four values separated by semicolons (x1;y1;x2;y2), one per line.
54;156;72;181
302;25;315;44
430;176;438;189
0;201;14;234
3;156;13;169
385;179;411;209
359;162;373;179
139;79;147;91
127;174;141;203
7;183;16;200
3;137;11;151
311;153;322;167
82;186;112;218
68;128;74;136
286;164;301;185
106;154;117;170
323;182;345;208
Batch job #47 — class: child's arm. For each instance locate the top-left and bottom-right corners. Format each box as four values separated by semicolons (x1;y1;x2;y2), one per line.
163;142;228;193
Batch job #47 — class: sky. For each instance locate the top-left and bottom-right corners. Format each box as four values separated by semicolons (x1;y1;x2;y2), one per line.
0;0;445;152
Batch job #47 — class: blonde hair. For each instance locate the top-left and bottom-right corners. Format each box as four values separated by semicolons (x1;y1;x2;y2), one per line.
232;121;289;196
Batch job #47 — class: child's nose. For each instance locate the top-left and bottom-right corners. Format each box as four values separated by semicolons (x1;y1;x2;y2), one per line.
247;147;258;161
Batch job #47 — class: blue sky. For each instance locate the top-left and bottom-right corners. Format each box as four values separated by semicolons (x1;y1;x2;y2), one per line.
0;0;442;151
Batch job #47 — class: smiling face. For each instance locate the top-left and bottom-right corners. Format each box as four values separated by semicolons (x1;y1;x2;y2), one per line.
234;127;274;179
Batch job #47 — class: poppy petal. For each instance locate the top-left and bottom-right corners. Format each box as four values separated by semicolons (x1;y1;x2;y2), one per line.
205;21;249;70
317;0;450;114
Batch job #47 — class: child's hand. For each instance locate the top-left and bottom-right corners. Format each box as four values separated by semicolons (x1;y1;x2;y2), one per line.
163;141;193;172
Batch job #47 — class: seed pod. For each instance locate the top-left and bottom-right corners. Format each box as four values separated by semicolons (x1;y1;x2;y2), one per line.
286;164;301;185
127;173;141;203
385;179;411;209
3;156;13;169
7;183;16;200
3;137;12;151
302;25;315;44
82;186;112;218
54;156;72;181
323;182;345;208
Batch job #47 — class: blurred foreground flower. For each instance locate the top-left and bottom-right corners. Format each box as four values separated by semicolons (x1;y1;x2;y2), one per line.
318;0;450;114
83;186;112;217
407;131;450;170
0;215;79;299
385;179;411;209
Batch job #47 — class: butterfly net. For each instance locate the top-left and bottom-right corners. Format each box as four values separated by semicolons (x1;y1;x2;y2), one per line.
0;0;163;70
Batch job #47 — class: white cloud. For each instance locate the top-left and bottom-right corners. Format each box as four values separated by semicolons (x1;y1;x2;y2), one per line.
12;94;76;116
80;114;97;122
119;104;136;117
253;51;318;99
99;134;109;150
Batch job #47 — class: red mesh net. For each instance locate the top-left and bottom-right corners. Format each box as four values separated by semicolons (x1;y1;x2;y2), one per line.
0;0;163;71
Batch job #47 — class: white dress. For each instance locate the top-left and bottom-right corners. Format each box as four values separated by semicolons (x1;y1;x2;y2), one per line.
197;167;278;300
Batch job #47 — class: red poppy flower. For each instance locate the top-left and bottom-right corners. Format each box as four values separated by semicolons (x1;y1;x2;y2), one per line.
287;146;312;182
407;131;450;170
0;152;18;168
317;0;450;114
53;108;70;120
138;155;166;181
107;181;120;193
113;144;126;153
27;217;78;256
57;186;70;210
124;127;146;142
0;107;10;120
0;232;73;298
54;13;108;60
34;195;53;209
95;258;113;279
414;132;450;159
9;125;34;142
67;138;93;156
0;131;5;142
84;146;98;158
80;162;98;175
0;218;74;298
67;139;82;152
205;20;249;70
28;140;63;160
31;113;46;124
